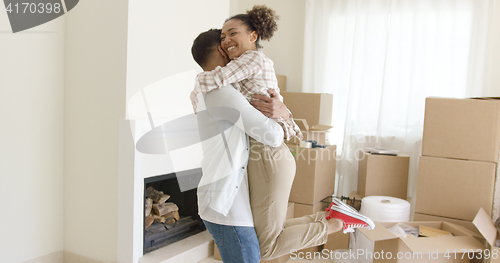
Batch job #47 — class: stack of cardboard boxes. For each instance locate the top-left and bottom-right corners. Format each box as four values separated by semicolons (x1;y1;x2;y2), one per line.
414;97;500;230
281;91;351;254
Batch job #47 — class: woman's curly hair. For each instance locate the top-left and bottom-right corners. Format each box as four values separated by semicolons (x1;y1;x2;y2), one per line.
228;5;279;49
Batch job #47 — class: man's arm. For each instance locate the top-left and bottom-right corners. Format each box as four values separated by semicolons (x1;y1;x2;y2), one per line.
250;89;290;120
205;86;284;147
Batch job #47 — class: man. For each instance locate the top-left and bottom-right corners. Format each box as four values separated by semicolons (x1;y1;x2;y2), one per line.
191;29;290;263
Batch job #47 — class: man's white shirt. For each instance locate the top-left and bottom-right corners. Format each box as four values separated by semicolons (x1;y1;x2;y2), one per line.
196;85;284;226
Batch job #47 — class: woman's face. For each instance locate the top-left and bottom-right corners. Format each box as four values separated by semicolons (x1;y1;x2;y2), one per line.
221;19;258;60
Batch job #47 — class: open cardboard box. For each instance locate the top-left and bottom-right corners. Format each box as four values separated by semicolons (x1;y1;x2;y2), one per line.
281;92;333;145
356;221;485;262
290;119;332;145
473;208;500;263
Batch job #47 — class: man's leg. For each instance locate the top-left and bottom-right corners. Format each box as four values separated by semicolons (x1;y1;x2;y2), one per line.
203;220;260;263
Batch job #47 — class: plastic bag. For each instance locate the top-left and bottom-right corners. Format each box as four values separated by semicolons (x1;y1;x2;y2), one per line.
387;223;418;238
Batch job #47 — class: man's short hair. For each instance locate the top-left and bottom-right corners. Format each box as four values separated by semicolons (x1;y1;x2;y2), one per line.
191;29;221;68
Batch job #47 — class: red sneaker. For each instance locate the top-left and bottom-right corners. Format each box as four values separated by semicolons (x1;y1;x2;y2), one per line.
326;202;375;233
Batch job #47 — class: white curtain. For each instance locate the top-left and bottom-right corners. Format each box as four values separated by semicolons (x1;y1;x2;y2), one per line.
303;0;496;203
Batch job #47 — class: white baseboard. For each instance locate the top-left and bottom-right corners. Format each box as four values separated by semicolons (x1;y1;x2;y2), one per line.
22;251;63;263
63;251;108;263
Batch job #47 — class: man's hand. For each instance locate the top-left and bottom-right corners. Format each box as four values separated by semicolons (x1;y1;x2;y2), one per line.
250;89;290;120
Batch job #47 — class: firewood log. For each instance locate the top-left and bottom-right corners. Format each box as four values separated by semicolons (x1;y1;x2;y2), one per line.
152;202;178;216
145;215;155;229
165;211;180;225
145;186;170;203
153;214;166;224
145;198;153;217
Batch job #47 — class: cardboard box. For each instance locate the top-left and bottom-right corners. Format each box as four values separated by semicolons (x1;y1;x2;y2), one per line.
276;74;286;91
356;221;485;262
290;119;331;145
288;145;336;205
281;92;334;128
473;208;500;263
413;213;481;236
286;202;295;221
357;151;409;199
293;202;324;218
213;202;295;262
323;230;350;252
415;156;496;221
422;97;500;163
213;242;221;261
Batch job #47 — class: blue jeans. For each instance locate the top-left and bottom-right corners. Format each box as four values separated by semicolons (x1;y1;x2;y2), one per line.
203;220;260;263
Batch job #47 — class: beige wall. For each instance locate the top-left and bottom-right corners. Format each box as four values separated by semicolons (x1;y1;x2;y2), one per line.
232;0;307;92
0;7;65;263
64;0;128;262
487;2;500;96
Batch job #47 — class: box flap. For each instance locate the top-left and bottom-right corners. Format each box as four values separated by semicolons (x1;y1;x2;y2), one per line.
295;119;309;132
402;236;485;253
441;221;483;239
357;222;397;242
473;207;498;247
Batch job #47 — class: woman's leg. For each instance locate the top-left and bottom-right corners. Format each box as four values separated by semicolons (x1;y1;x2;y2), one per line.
247;139;339;259
203;220;260;263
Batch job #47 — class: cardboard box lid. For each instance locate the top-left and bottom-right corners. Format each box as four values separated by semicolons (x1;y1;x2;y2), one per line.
473;207;499;247
295;119;332;132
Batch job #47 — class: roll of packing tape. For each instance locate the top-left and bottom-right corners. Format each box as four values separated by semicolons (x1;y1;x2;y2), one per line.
299;141;312;148
359;196;411;222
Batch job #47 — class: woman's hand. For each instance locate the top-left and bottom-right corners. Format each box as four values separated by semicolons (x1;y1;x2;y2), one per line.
250;89;290;120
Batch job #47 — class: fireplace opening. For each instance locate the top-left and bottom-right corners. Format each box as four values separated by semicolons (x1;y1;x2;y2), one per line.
143;168;205;254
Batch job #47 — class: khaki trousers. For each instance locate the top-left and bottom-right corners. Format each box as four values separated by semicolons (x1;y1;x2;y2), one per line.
247;138;329;259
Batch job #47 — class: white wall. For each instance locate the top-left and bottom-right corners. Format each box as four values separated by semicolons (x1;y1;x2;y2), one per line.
64;0;128;262
0;6;65;263
234;0;307;92
126;0;229;178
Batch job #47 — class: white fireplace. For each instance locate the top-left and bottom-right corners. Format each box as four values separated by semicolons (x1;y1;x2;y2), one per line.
118;118;211;263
